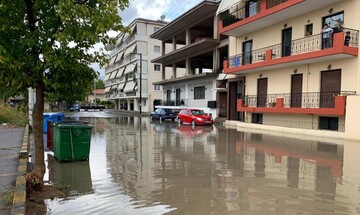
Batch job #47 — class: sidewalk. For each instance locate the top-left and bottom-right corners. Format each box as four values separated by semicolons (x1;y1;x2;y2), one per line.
0;127;24;215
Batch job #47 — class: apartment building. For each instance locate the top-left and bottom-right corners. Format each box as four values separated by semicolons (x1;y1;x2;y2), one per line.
104;18;167;113
218;0;360;140
150;0;229;118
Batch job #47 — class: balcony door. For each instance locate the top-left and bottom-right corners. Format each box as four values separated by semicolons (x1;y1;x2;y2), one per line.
245;0;258;18
242;40;253;65
282;27;292;57
257;78;268;107
166;90;171;104
291;74;303;107
176;88;181;105
320;70;341;108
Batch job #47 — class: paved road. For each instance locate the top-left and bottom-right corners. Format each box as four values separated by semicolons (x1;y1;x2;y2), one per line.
0;127;24;215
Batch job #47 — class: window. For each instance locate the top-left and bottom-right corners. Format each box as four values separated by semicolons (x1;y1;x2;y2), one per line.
154;45;161;53
251;113;263;124
319;117;339;131
194;86;205;100
154;64;161;71
154;27;160;33
154;85;161;90
323;12;344;31
305;24;313;36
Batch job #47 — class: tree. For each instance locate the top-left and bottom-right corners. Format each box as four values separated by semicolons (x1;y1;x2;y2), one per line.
0;0;129;181
95;78;105;89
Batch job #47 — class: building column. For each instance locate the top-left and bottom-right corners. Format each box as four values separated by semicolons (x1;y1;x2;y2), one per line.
172;63;177;79
172;36;177;51
213;49;219;73
186;29;191;45
134;97;139;111
162;65;165;80
186;57;192;76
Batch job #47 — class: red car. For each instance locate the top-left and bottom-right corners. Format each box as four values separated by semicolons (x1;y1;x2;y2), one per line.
177;108;214;126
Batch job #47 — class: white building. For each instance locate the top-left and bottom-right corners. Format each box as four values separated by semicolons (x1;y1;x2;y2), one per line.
104;18;168;113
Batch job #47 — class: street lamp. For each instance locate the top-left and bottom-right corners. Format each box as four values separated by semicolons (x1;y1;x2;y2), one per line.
131;53;142;115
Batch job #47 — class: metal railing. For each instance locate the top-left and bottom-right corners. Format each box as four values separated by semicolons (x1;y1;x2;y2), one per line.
227;29;359;69
266;0;288;9
156;99;188;107
220;0;261;27
240;91;356;108
261;118;345;132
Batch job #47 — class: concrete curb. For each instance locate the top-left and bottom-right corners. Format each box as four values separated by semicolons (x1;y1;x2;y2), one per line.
11;124;29;215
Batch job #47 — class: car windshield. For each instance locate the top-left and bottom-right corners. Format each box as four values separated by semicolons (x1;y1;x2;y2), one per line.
191;110;205;115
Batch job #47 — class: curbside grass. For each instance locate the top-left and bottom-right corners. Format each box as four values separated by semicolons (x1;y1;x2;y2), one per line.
11;124;29;215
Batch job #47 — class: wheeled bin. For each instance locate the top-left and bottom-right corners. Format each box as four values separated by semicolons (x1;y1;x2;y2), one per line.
53;121;93;162
43;112;65;133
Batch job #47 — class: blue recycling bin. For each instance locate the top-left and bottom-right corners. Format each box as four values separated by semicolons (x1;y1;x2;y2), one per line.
43;112;65;133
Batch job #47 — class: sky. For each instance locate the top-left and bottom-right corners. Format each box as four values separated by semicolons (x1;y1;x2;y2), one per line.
93;0;204;79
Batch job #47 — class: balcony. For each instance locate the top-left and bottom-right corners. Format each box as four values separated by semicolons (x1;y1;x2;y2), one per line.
224;30;359;74
219;0;341;37
155;99;188;107
237;91;356;116
152;38;219;65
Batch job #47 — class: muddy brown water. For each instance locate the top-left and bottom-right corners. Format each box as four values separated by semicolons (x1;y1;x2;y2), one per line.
43;117;360;214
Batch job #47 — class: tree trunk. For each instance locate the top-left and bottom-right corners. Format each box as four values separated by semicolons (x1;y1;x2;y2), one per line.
33;82;45;180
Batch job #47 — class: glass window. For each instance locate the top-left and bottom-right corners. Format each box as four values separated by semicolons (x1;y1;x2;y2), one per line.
154;64;161;71
154;45;161;53
194;86;205;100
323;12;344;30
154;85;161;90
305;24;313;36
154;27;160;33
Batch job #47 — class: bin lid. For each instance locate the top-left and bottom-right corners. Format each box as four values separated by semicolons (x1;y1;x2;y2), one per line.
43;112;65;117
57;124;94;129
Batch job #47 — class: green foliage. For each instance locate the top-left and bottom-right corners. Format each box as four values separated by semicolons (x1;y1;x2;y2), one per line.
95;79;105;89
100;100;114;108
1;186;14;206
0;104;28;127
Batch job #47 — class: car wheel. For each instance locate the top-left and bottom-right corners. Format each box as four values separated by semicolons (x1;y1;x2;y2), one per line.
191;120;196;127
85;108;88;111
100;108;103;111
77;109;80;112
171;118;175;121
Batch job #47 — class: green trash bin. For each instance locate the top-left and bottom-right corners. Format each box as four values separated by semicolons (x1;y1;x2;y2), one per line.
53;121;93;162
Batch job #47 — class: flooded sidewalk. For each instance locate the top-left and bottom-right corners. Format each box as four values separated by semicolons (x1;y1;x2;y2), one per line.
41;116;360;214
0;127;24;215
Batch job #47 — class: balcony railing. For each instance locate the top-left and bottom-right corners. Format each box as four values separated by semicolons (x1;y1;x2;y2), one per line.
241;91;356;108
227;29;359;69
266;0;288;9
220;0;261;27
155;99;188;107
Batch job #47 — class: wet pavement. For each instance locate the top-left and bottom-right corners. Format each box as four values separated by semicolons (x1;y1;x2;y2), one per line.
0;127;24;215
41;111;360;214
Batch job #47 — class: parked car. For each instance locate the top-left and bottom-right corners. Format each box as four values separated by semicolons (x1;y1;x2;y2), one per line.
80;103;105;111
150;108;177;121
177;108;214;126
69;104;80;112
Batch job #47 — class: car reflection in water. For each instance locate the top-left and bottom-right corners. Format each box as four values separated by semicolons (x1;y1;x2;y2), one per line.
176;123;214;138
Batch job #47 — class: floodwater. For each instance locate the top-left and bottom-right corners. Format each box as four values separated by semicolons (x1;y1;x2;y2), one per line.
44;116;360;215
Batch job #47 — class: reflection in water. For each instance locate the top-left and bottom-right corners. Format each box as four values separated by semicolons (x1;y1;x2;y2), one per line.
45;116;360;214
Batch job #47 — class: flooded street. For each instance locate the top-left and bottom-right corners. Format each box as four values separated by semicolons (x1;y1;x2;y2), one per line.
43;112;360;214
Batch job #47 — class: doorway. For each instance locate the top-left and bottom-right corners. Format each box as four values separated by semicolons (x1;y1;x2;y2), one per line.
175;88;181;105
320;70;341;108
228;77;245;121
242;40;253;65
257;78;268;107
282;28;292;57
291;74;303;107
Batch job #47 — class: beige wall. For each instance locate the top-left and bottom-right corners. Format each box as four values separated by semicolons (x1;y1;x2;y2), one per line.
344;96;360;140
